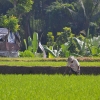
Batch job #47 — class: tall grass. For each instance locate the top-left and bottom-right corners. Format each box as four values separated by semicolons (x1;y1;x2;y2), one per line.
0;74;100;100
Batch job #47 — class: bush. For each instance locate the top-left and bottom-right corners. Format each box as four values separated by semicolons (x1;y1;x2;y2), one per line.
19;50;34;57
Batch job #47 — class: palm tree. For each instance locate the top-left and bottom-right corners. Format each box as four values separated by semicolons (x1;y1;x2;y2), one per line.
67;0;100;36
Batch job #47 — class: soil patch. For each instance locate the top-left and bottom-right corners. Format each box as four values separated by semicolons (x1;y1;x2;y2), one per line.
0;66;100;75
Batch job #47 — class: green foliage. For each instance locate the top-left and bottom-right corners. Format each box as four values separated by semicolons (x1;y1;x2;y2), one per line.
23;32;38;54
60;44;70;57
87;36;100;56
24;39;27;50
56;27;73;48
32;32;38;53
45;1;76;35
19;50;34;57
43;46;56;58
71;33;100;57
44;27;75;58
46;2;75;13
48;46;55;58
17;0;33;13
0;15;19;32
47;32;55;47
43;26;100;57
73;37;85;55
8;0;33;17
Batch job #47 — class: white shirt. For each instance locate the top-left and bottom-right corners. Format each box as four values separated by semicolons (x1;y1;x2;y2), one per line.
67;58;80;72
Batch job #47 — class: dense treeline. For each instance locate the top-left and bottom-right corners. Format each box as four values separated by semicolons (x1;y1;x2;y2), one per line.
0;0;100;57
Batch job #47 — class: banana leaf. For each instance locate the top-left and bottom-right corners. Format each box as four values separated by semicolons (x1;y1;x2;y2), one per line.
43;46;56;57
28;36;32;46
39;42;46;58
24;39;27;50
28;46;33;51
73;37;84;50
80;38;86;55
90;36;100;47
91;46;98;55
61;44;70;57
32;32;38;54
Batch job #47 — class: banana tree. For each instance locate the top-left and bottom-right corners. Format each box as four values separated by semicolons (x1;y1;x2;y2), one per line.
72;35;100;56
39;41;46;58
87;36;100;56
43;39;71;58
43;46;62;58
24;32;38;54
73;37;86;56
60;41;71;57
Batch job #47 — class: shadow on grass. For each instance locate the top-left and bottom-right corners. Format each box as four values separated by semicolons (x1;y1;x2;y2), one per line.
0;66;100;75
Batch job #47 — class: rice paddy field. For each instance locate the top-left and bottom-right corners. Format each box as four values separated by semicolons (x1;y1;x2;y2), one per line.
0;57;100;100
0;57;100;67
1;61;100;67
0;74;100;100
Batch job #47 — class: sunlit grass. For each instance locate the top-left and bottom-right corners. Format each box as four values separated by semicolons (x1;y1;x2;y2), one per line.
0;61;100;67
0;61;65;67
0;57;100;67
0;74;100;100
0;57;100;62
0;57;43;61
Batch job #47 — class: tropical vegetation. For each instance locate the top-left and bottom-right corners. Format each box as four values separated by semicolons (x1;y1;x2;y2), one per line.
0;0;100;58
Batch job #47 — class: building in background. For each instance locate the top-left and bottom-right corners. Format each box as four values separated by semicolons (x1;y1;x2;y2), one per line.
0;28;20;57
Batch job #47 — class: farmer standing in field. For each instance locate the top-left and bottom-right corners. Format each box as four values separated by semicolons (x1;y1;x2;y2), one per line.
66;56;80;75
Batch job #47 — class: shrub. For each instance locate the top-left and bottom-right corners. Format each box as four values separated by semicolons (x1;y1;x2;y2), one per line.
19;50;34;57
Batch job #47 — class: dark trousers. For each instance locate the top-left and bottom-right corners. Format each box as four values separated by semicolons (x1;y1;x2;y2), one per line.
69;68;80;75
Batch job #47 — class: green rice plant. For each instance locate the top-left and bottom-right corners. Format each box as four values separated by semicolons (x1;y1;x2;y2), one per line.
0;61;66;67
0;74;100;100
0;59;100;67
0;57;100;62
0;57;100;67
0;61;100;67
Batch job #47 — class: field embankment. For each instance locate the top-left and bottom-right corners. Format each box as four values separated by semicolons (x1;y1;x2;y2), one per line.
0;57;100;75
0;66;100;75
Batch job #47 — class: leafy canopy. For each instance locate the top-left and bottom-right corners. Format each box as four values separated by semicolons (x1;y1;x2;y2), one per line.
0;15;20;32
